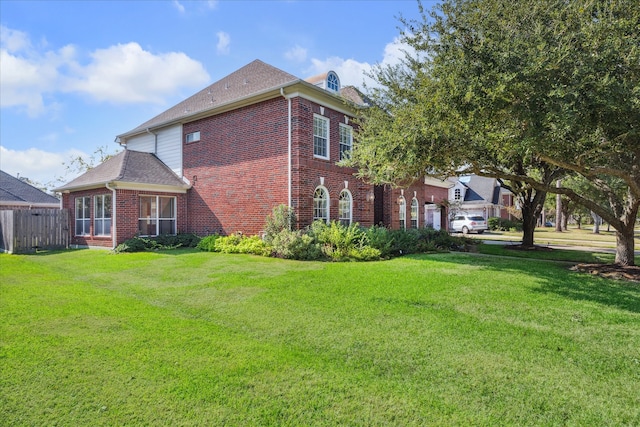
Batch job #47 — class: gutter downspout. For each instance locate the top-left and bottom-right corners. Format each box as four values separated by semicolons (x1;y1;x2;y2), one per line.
105;183;117;249
280;88;292;220
146;128;158;154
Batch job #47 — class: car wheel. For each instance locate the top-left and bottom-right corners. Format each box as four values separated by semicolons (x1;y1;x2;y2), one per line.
462;226;469;235
477;230;485;234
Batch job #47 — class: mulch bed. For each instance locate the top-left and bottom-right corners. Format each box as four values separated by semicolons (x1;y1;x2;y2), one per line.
503;244;640;283
570;263;640;283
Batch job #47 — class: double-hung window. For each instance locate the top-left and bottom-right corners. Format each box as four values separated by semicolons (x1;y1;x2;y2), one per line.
94;194;112;236
313;115;329;159
339;124;352;161
139;196;176;236
75;197;90;236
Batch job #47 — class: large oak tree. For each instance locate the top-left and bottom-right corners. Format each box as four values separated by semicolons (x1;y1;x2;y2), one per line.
348;0;639;265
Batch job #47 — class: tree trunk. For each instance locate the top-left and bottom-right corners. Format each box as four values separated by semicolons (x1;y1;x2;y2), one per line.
615;229;635;266
555;180;563;232
522;213;537;247
591;211;601;234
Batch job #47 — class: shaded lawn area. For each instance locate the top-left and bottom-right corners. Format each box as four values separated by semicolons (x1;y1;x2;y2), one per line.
1;249;639;426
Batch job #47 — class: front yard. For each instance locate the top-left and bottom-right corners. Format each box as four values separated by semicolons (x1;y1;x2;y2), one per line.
1;249;639;426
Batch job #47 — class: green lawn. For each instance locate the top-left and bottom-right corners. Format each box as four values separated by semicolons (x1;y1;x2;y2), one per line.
1;249;639;426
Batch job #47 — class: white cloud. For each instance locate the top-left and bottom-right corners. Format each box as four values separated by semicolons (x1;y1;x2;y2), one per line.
1;26;210;116
67;42;210;104
207;0;218;9
216;31;231;55
0;145;89;185
284;45;307;63
172;0;185;13
307;36;413;89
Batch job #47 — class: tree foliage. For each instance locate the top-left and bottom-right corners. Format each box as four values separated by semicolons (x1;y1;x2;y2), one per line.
348;0;639;265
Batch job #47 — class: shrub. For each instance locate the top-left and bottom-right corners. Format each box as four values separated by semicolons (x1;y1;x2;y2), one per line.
113;237;162;253
488;217;523;232
214;234;271;256
197;234;221;252
363;225;394;258
271;229;324;261
264;205;296;244
309;221;369;261
154;233;201;248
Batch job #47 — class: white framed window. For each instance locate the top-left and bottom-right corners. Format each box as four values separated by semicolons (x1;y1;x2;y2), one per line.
94;194;112;236
454;188;462;201
339;124;352;161
327;71;340;92
75;197;90;236
411;198;419;229
313;186;329;223
185;131;201;143
313;114;329;159
398;195;406;230
338;190;352;226
139;195;176;236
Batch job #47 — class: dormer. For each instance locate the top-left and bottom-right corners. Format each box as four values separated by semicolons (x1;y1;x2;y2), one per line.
305;70;341;94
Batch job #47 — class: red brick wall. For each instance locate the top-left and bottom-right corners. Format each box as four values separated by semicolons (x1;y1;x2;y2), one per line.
62;189;187;248
183;98;290;236
289;98;375;229
385;182;450;230
183;96;376;235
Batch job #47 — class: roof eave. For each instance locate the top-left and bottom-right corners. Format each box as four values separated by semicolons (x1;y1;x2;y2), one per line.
117;79;363;143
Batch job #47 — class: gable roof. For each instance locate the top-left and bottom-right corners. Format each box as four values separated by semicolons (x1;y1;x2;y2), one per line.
55;150;190;193
117;59;368;142
0;170;60;207
462;175;500;204
121;60;300;138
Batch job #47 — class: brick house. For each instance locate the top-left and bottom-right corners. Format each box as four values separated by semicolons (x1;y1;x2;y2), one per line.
56;60;451;249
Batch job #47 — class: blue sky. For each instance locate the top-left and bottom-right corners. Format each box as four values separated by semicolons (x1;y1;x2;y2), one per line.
1;0;433;186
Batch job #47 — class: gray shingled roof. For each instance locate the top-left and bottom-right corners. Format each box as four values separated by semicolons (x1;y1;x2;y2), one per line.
463;176;499;203
121;60;300;137
0;170;60;205
55;150;189;192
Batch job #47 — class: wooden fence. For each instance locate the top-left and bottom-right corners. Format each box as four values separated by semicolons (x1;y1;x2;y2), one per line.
0;209;69;254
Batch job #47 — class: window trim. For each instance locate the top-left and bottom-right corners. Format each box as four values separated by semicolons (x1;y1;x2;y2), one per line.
313;114;330;160
75;196;90;236
327;71;340;92
313;186;330;224
338;189;352;226
94;194;112;237
454;188;462;201
339;123;352;161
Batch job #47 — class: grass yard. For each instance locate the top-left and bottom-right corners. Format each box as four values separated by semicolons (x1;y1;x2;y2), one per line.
1;249;639;426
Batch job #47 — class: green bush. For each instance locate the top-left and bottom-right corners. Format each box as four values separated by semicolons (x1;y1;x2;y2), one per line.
196;234;221;252
309;220;368;261
264;205;296;244
154;233;201;248
363;225;394;258
271;229;324;261
214;234;271;256
113;237;162;253
488;217;523;232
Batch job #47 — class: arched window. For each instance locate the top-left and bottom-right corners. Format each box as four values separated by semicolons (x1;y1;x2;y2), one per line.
313;187;329;223
411;198;419;229
327;71;340;92
398;195;406;230
339;190;352;226
454;188;462;201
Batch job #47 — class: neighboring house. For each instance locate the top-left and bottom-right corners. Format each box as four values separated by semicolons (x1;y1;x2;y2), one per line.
0;170;60;209
56;60;451;249
448;175;513;220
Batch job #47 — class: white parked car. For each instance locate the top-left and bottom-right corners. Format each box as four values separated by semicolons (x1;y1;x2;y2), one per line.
450;215;488;234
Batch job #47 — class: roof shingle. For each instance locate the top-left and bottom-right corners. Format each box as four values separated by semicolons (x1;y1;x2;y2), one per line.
0;170;60;205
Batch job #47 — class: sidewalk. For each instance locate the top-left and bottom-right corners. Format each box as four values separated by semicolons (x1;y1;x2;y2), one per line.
479;238;640;256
